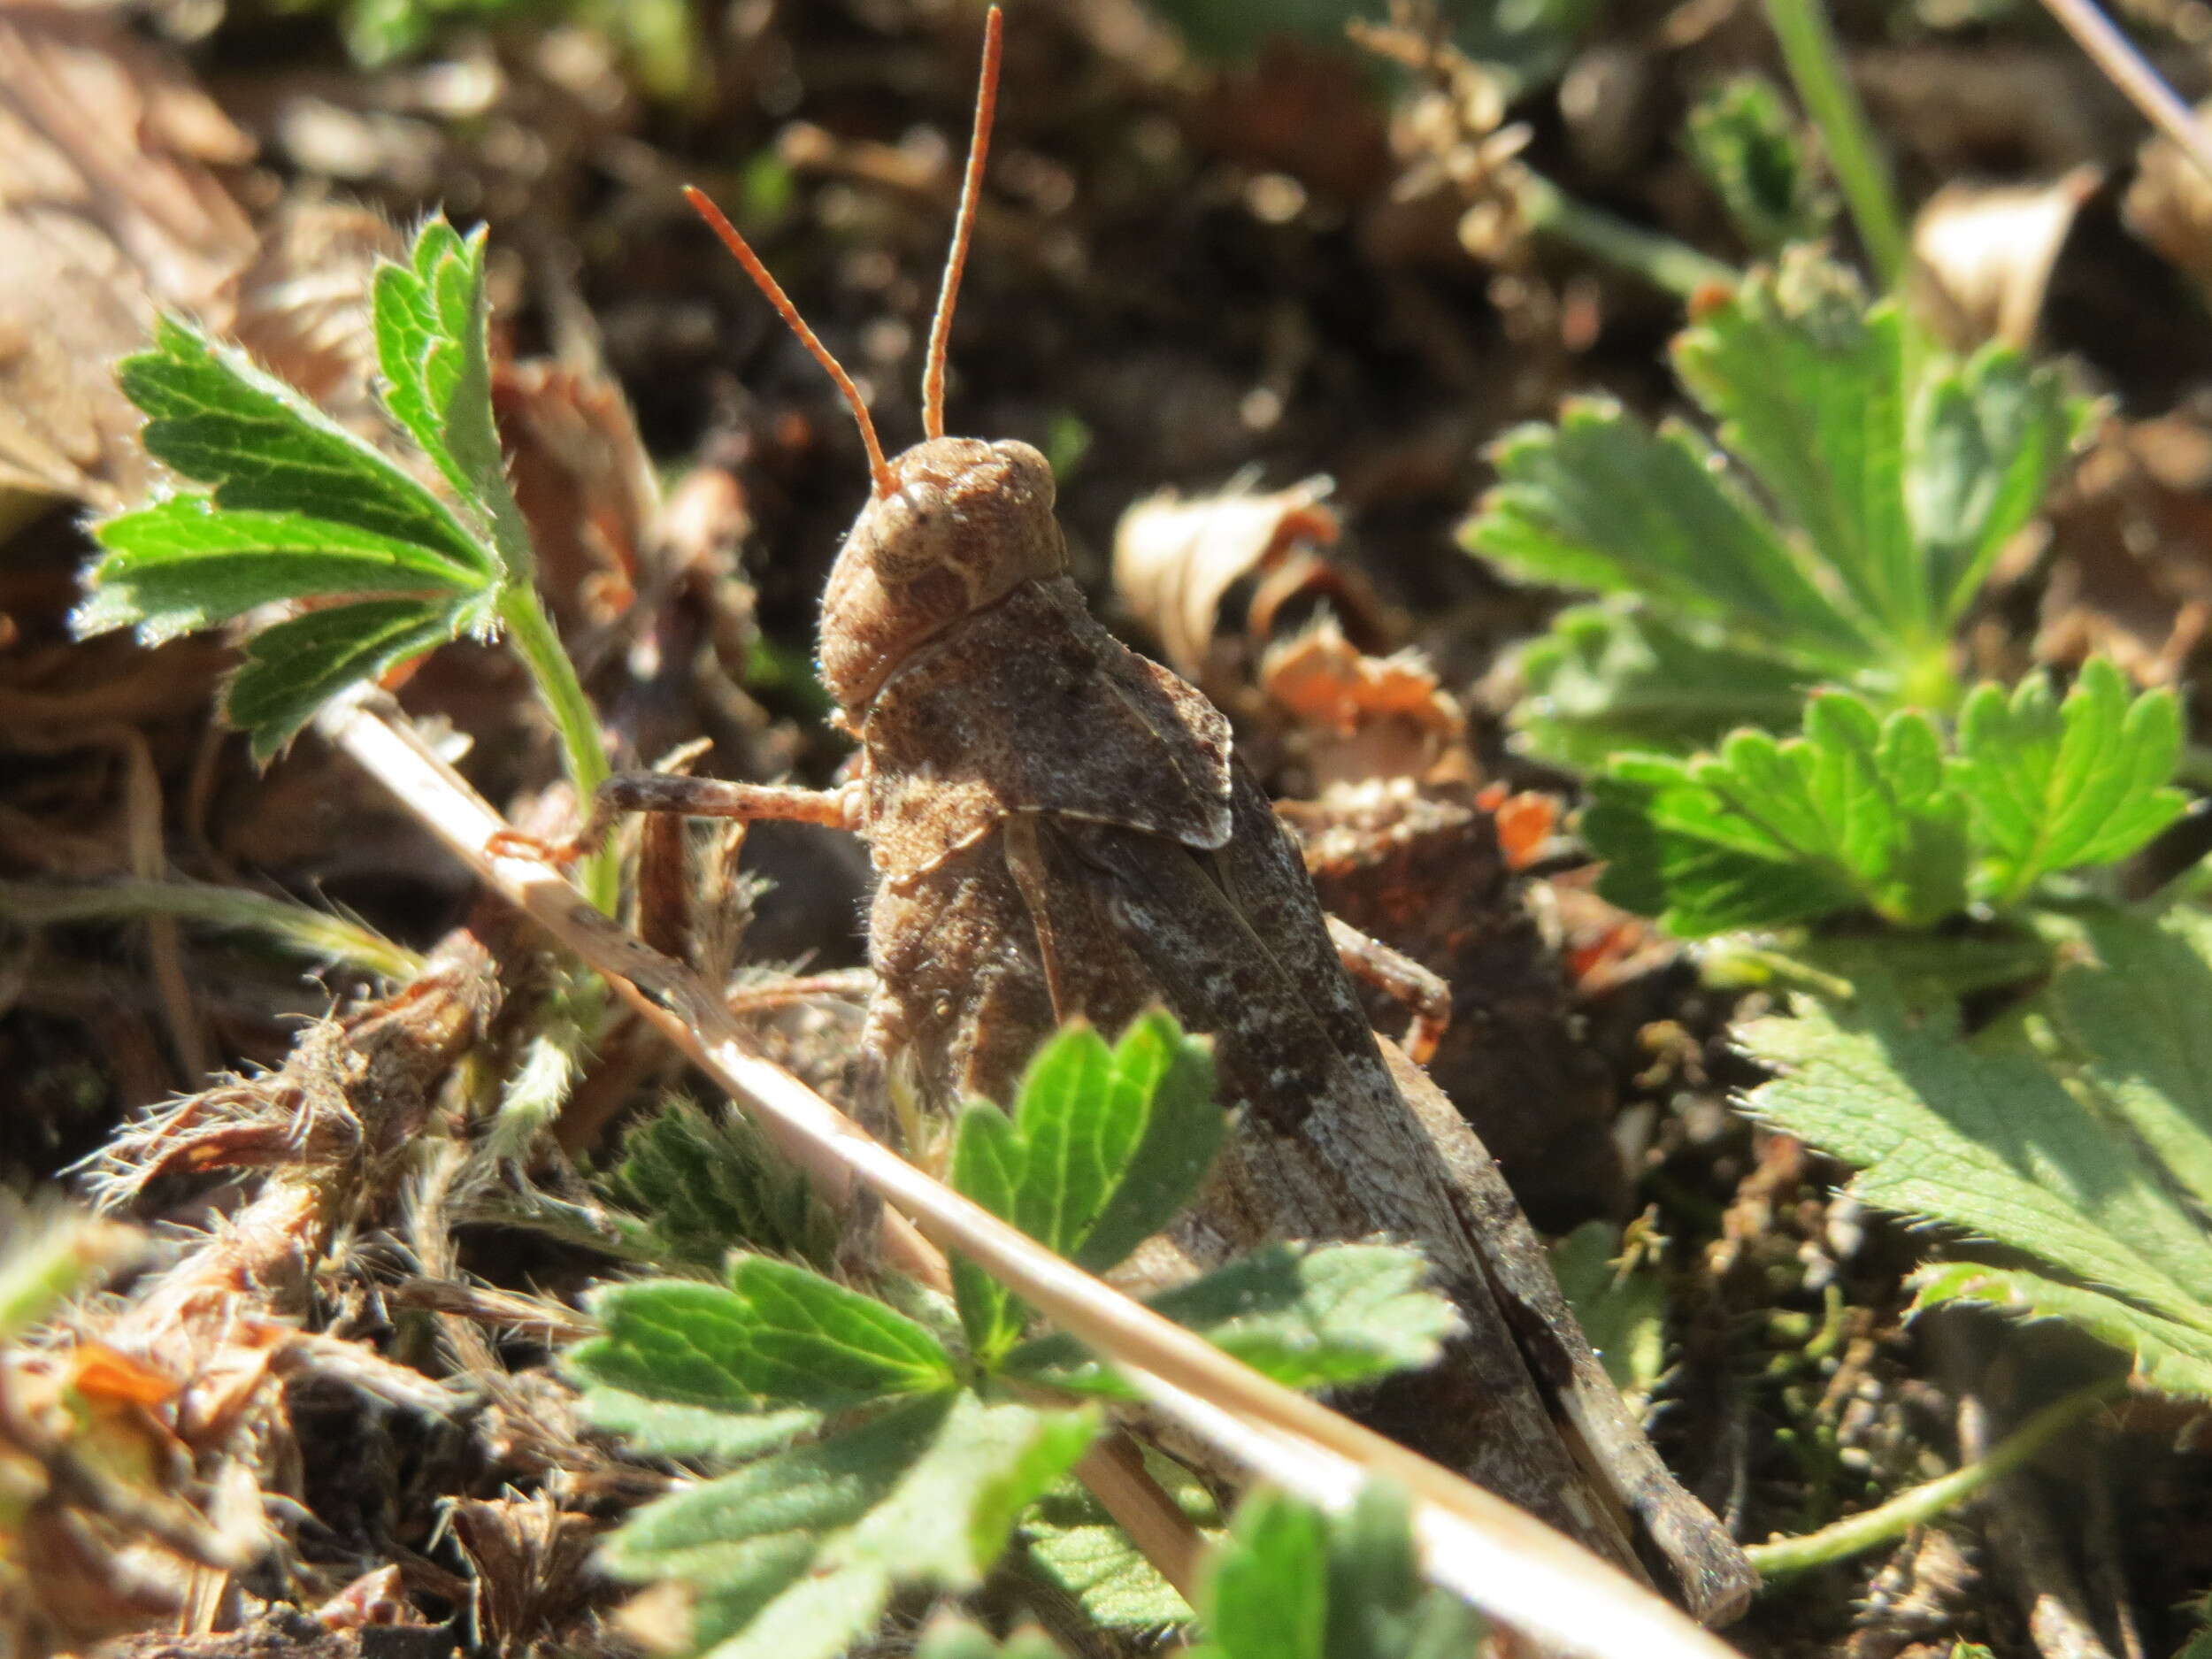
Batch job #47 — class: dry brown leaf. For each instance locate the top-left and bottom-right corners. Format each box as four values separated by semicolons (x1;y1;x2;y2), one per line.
1286;778;1625;1231
230;199;403;433
0;4;255;513
449;1494;600;1657
494;359;662;632
1259;614;1465;789
1111;475;1392;710
2125;98;2212;297
1913;165;2101;349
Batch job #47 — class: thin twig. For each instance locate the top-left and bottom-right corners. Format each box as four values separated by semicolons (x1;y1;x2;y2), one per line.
2038;0;2212;188
315;689;1742;1659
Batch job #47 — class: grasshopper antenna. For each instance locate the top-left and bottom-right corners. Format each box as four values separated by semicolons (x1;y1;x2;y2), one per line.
682;183;898;500
921;4;1003;441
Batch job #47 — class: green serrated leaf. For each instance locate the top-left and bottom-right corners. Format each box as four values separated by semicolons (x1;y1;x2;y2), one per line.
1001;1242;1457;1397
223;598;461;762
1685;76;1834;255
1953;660;2188;903
81;221;556;761
2055;907;2212;1215
81;496;480;645
605;1394;1096;1659
1741;985;2212;1384
1675;257;1922;641
1511;603;1822;769
105;317;488;578
1320;1483;1486;1659
1463;249;2092;761
1148;1244;1457;1388
578;1394;819;1464
1586;692;1971;935
950;1013;1225;1363
603;1099;842;1274
370;217;534;584
1022;1458;1222;1630
1912;1263;2212;1400
1469;401;1871;664
1908;344;2093;622
1189;1484;1479;1659
572;1263;956;1415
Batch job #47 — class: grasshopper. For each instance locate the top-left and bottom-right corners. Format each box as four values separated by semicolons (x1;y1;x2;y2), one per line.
559;8;1752;1622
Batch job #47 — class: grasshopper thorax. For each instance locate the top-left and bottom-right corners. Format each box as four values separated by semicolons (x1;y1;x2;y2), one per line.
818;436;1063;712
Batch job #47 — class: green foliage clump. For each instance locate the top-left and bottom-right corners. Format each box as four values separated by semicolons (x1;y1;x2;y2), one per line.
1585;663;2185;936
565;1013;1463;1658
82;222;526;761
1463;250;2091;771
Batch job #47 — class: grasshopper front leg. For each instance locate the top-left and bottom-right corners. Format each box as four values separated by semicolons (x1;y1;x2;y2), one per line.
488;773;863;866
1325;914;1450;1064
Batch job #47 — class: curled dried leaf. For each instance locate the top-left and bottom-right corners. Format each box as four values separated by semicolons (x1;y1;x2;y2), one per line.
1111;477;1389;708
2126;99;2212;298
1258;618;1464;789
1913;165;2100;349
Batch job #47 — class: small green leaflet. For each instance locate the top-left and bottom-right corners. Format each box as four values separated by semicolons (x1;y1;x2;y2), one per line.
1952;660;2186;905
1586;665;2185;937
1585;691;1970;935
2053;907;2212;1225
1511;603;1823;774
1461;250;2090;764
572;1256;958;1414
601;1394;1097;1659
1023;1456;1225;1630
1001;1242;1460;1397
602;1099;842;1274
370;219;534;581
949;1011;1225;1360
1685;76;1833;256
1188;1484;1482;1659
1548;1222;1668;1419
81;219;518;761
1740;946;2212;1400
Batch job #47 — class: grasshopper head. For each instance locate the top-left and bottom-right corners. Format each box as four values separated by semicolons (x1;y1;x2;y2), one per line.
818;435;1063;710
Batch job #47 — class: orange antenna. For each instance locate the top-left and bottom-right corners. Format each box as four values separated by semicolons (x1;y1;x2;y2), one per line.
683;184;897;499
921;5;1003;441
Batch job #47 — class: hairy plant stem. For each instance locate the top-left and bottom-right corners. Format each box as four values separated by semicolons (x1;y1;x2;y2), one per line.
1744;1377;2123;1577
1519;173;1740;298
1758;0;1909;288
498;583;617;914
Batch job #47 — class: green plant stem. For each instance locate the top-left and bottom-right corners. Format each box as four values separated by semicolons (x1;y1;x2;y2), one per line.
499;584;617;915
1518;173;1740;299
1758;0;1909;288
1745;1378;2123;1578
